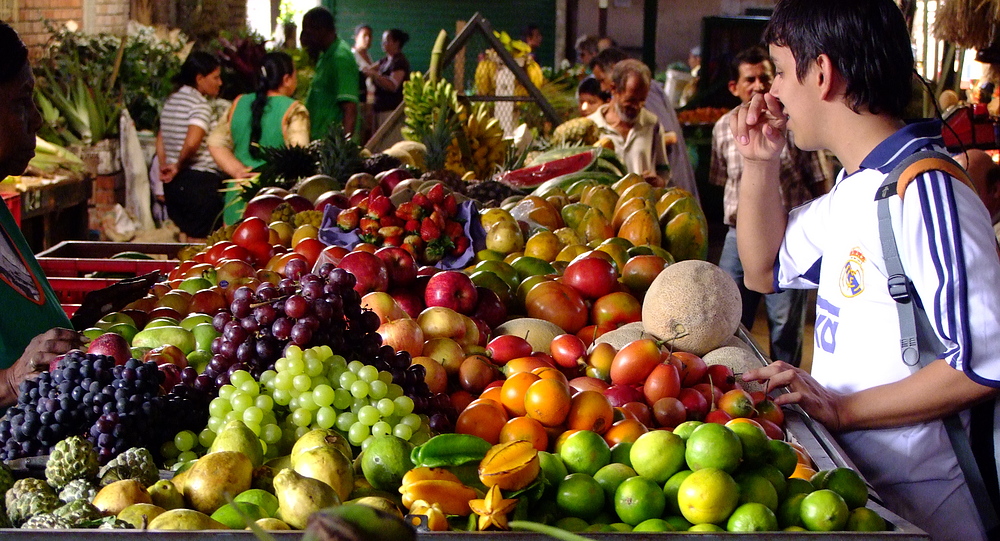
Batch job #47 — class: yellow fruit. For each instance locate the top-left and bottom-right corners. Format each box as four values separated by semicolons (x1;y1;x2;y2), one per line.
557;244;590;262
269;221;293;247
479;440;541;491
524;230;564;262
554;226;585;247
291;224;319;247
612;173;644;195
676;468;739;525
486;222;525;255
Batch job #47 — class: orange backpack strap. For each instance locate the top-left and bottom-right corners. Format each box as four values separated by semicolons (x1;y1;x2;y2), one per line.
889;152;975;200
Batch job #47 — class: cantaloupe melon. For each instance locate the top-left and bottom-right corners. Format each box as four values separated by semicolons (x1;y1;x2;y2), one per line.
590;321;650;352
720;334;754;352
702;346;766;393
492;317;565;354
641;260;741;355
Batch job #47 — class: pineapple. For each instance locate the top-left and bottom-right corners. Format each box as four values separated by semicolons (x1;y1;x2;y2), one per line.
243;144;319;202
552;117;600;146
419;111;466;192
315;125;364;185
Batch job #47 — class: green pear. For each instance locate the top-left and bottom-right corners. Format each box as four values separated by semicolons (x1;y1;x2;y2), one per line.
191;322;220;351
183;451;253;515
144;317;180;329
118;503;166;529
273;468;340;529
210;502;267;529
147;508;228;530
93;479;152;516
179;277;213;295
291;446;354;502
132;326;196;354
107;322;139;343
179;313;214;330
252;517;291;530
209;420;264;468
187;350;212;373
130;346;152;360
265;455;292;472
82;327;105;340
147;479;184;510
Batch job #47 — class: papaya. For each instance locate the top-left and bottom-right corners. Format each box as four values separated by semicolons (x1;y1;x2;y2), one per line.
560;203;590;231
612;173;644;195
576;208;615;246
611;197;651;231
658;190;703;226
581;185;619;221
617;207;662;247
663;212;709;261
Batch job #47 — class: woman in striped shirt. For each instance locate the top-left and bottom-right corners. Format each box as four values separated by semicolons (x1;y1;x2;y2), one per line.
156;52;225;239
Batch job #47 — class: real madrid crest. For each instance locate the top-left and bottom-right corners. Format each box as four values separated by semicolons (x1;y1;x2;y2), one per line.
839;248;865;297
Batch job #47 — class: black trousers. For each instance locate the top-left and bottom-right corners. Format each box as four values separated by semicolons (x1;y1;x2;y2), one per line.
163;168;224;238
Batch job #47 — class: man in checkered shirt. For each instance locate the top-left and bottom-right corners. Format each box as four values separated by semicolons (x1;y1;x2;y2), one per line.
710;46;828;366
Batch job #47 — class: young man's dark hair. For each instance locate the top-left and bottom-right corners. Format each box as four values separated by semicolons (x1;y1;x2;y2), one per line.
728;46;771;83
577;76;606;100
0;21;27;84
590;47;630;73
302;6;336;31
763;0;913;117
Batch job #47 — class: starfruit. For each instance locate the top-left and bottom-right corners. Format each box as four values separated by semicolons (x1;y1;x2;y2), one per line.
478;440;541;491
401;467;462;486
400;468;478;517
408;499;450;531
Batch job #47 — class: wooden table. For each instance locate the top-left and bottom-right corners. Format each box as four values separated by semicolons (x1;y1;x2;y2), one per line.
15;175;92;252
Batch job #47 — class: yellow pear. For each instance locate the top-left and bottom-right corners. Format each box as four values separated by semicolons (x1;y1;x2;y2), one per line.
183;451;254;515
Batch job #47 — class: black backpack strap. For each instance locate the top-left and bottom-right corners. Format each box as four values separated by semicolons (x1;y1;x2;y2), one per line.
876;150;1000;535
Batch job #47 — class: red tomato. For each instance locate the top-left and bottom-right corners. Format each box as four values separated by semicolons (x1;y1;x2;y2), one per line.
609;338;662;386
620;401;652;427
550;334;587;369
205;241;235;265
524;281;588;334
244;240;273;267
590;291;642;328
642;363;681;405
669;351;708;387
704;364;736;393
232;217;270;248
562;256;618;300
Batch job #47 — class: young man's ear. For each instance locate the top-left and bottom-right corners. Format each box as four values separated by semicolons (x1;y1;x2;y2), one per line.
814;54;836;100
728;80;739;98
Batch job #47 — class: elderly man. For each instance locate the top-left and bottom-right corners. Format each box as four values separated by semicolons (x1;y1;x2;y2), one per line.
591;49;697;196
587;59;669;186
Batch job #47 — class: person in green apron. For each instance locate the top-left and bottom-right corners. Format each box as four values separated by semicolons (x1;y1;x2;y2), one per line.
0;20;82;407
208;51;310;224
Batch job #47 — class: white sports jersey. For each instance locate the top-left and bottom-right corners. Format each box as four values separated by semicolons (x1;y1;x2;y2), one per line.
774;121;1000;539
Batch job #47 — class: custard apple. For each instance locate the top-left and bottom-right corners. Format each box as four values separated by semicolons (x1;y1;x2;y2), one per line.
53;498;102;526
6;478;60;526
98;447;158;488
46;436;99;489
21;513;72;529
0;461;13;495
98;517;134;529
58;479;97;503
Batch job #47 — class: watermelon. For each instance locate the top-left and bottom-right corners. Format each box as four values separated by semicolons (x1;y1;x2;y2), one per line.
498;149;600;189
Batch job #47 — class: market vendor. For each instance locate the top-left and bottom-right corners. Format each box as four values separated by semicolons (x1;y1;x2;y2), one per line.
735;1;1000;539
300;6;359;140
0;20;82;408
587;59;670;186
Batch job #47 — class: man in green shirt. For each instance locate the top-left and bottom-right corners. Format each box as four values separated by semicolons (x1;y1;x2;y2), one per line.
301;7;360;140
0;21;81;407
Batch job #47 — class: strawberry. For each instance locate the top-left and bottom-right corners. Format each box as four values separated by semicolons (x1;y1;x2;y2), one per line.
451;235;470;256
356;198;369;212
428;209;446;230
378;226;404;239
402;235;424;260
382;235;403;247
379;215;402;228
420;218;442;243
444;221;464;242
336;207;362;231
442;193;458;217
427;183;446;206
395;201;423;221
404;219;420;233
359;216;381;235
412;192;430;210
367;195;393;219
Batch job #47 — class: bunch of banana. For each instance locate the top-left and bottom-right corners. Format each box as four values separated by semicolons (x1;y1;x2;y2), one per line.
464;103;509;179
402;72;467;143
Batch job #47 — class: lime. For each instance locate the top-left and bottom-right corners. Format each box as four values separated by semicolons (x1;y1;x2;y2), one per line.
726;502;779;532
810;469;832;488
688;523;726;531
846;506;887;531
210;502;267;529
583;523;615;532
823;467;869;509
107;323;139;343
664;515;693;531
608;522;633;532
767;439;799;478
799;489;849;531
684;423;743;473
556;473;605;518
553;516;590;532
360;435;413;491
734;473;778;511
234;489;279;517
629;429;686;483
593;463;637;502
676;467;739;525
744;464;788;500
663;469;694;516
537;451;569;496
632;518;675;532
672;421;703;440
559;430;611;476
610;442;633;467
726;420;770;466
614;476;666;526
776;492;806;528
785;477;815;498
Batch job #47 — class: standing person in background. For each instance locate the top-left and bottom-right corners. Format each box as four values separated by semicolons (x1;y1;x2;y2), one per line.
575;35;599;68
208;52;310;223
955;149;1000;243
300;6;359;140
0;20;82;408
365;29;410;132
736;1;1000;538
711;46;827;367
352;24;375;141
591;48;698;197
597;36;616;52
523;25;543;51
587;59;670;186
157;51;225;240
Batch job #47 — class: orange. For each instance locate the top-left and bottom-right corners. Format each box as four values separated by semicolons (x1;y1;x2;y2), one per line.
788;441;813;467
500;372;541;417
455;399;508;444
523;378;572;427
603;419;648;447
479;386;503;404
613;406;638;423
499;416;548;452
567;390;615;434
790;463;817;481
531;365;569;385
449;390;474;413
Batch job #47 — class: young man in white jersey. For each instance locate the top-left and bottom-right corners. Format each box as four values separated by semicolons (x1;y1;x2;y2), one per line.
734;1;1000;539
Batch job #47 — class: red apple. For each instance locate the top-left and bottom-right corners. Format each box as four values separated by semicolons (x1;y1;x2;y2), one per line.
485;335;533;365
678;387;709;421
424;271;478;315
470;317;491;347
417;266;439;276
216;259;257;288
416;306;468;342
389;288;425;318
220;244;252;264
338;251;389;294
375;167;414;193
314;190;350;212
361;291;408;324
283;193;313;213
374;246;418;287
562;256;619;300
294;238;326;267
87;333;131;366
148;306;182;322
243;195;284;222
144;344;189;368
377;318;424;357
471;287;507;329
121;309;149;330
348;189;370;207
188;289;227;315
205;241;235;265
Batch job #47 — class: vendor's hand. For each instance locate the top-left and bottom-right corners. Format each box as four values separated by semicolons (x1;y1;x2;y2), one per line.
6;328;82;389
160;163;178;183
730;92;787;163
742;360;846;432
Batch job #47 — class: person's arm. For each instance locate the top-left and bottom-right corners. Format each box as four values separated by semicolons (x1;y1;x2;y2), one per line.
649;123;670;187
283;102;311;147
174;125;208;172
369;68;406;93
1;328;81;407
340;101;358;138
206;114;253;179
731;92;789;293
743;359;999;432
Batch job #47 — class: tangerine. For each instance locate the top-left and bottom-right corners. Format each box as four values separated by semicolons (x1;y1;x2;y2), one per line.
790;463;817;481
532;365;569;384
499;416;549;452
524;378;572;427
500;372;541;417
455;399;507;444
603;419;648;447
567;390;615;434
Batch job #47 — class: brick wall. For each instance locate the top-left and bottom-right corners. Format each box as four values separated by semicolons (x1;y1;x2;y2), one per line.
13;0;84;54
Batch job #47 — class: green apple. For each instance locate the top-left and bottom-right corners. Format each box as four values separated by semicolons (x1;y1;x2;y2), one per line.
144;317;180;329
191;323;220;352
180;313;213;331
96;312;136;331
131;346;152;360
132;326;196;355
186;350;212;373
106;323;139;344
178;277;213;295
82;327;105;340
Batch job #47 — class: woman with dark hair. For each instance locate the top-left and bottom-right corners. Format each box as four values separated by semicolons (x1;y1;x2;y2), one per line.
365;29;410;130
156;51;225;239
208;51;309;223
0;20;82;408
